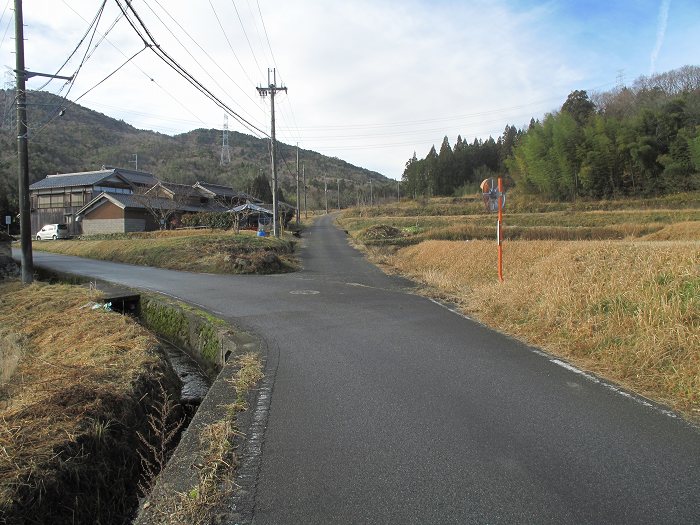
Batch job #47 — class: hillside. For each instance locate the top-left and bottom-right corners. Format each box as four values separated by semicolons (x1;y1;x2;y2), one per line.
0;89;390;216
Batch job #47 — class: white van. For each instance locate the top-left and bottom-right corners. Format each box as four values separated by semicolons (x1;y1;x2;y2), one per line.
36;223;70;240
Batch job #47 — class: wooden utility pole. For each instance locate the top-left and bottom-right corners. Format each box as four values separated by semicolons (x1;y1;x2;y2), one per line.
15;0;32;284
14;0;72;283
257;69;286;237
337;178;340;211
324;177;328;214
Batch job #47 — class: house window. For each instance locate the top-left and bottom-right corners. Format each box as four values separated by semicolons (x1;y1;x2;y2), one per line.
37;195;64;208
95;185;132;195
70;193;84;207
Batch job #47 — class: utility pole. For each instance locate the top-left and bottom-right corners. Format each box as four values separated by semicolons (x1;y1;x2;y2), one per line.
397;180;400;203
337;178;340;211
257;68;286;237
15;0;31;283
14;0;73;284
303;163;307;219
296;144;300;226
324;177;328;214
369;179;373;207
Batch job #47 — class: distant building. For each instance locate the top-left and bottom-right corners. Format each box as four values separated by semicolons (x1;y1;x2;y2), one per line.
29;166;157;235
30;167;287;236
192;181;261;207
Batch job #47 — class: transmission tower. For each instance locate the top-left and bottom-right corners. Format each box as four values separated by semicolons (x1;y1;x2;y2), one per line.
220;114;231;165
616;69;625;90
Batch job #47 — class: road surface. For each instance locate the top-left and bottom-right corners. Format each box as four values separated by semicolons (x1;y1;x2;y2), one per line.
23;215;700;524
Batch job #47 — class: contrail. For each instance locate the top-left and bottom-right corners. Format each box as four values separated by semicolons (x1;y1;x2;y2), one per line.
650;0;671;74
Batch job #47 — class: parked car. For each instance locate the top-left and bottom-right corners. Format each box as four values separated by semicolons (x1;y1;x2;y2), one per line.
36;223;70;240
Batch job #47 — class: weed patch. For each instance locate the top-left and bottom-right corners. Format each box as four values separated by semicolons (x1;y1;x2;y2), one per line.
0;281;178;524
34;230;299;275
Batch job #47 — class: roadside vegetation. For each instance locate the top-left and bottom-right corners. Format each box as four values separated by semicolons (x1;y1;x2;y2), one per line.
32;229;298;274
139;352;263;525
0;281;175;524
338;194;700;421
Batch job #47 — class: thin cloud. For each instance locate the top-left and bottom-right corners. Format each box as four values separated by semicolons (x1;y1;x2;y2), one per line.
650;0;671;74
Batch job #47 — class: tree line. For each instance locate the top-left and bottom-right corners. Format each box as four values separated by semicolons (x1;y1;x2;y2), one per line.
402;65;700;200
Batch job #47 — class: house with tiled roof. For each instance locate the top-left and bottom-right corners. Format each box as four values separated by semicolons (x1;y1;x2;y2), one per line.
30;168;275;236
29;166;158;235
193;181;261;207
75;192;222;235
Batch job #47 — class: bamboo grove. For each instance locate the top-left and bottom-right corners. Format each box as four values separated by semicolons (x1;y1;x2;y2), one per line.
401;65;700;201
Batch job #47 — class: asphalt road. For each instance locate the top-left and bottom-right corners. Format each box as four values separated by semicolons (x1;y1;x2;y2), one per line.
22;215;700;524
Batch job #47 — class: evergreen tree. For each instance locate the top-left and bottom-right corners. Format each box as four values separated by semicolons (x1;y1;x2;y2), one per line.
437;136;455;195
561;90;596;125
250;173;273;202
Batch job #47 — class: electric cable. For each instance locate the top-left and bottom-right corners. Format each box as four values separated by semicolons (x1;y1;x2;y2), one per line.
74;46;146;102
253;1;302;149
0;0;11;50
208;0;256;86
115;0;268;138
36;0;108;91
61;0;207;127
145;0;266;123
28;1;108;138
231;0;264;78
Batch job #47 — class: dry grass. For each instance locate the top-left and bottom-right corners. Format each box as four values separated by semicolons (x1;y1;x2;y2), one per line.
339;209;700;243
33;229;298;274
642;221;700;241
0;281;163;516
389;240;700;418
141;352;263;525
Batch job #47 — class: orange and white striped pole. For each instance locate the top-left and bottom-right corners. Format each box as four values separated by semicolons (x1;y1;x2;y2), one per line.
497;177;504;282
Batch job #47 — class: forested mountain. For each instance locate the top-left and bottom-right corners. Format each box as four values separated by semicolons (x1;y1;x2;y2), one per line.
402;65;700;200
0;90;390;218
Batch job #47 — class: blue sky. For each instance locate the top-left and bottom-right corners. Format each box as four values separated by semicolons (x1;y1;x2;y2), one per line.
1;0;698;179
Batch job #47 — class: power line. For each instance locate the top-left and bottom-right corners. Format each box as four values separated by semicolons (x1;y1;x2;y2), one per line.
114;0;268;138
74;46;146;102
0;0;11;50
28;1;109;138
253;1;302;148
37;0;108;91
231;0;264;78
144;0;266;124
60;0;207;127
208;0;256;86
256;0;277;70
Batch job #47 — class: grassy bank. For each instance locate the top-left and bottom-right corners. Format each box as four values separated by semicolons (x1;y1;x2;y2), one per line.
0;281;175;524
338;196;700;420
32;229;298;274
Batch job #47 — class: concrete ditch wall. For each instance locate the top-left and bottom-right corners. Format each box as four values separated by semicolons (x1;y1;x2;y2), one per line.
134;308;262;524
